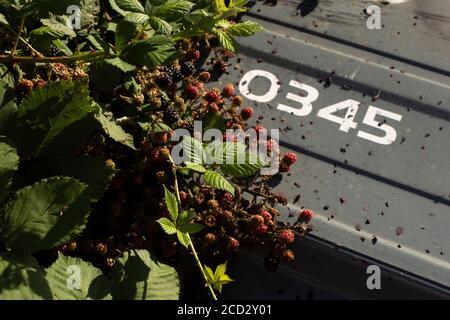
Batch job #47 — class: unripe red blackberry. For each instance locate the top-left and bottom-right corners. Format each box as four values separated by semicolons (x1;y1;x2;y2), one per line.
221;83;235;98
254;124;266;135
208;103;219;113
250;214;265;227
299;209;314;223
18;79;34;92
279;229;295;244
229;237;239;250
185;84;200;100
256;224;268;234
219;192;234;206
282;152;298;165
205;88;221;103
282;249;295;262
261;210;272;222
240;107;254;120
204;233;217;245
34;79;46;89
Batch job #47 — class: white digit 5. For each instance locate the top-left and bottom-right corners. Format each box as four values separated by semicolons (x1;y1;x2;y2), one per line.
357;106;403;145
277;80;319;116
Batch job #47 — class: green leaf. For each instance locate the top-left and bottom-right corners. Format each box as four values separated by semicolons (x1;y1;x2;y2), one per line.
105;57;136;72
155;0;195;21
41;16;77;38
177;209;197;225
214;262;227;278
14;80;95;157
0;136;18;203
0;13;9;25
148;16;172;35
46;253;112;300
116;20;137;52
94;109;136;150
178;223;203;234
227;21;264;36
182;136;205;164
163;185;178;221
0;177;91;253
125;12;149;24
204;265;215;282
221;162;262;177
121;36;177;67
156;218;177;235
176;231;190;248
213;29;237;52
113;0;145;13
111;250;179;300
183;162;206;173
87;34;114;53
203;170;234;195
201;111;227;132
0;252;52;300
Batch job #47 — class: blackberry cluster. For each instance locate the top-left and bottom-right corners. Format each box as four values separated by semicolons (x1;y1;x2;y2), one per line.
49;45;62;57
180;61;196;77
163;107;180;124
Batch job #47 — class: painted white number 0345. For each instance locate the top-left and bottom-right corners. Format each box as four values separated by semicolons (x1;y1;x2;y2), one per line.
239;70;403;145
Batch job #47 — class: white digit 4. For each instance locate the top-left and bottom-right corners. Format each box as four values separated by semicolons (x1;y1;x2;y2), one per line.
277;80;319;116
317;99;360;132
357;106;403;145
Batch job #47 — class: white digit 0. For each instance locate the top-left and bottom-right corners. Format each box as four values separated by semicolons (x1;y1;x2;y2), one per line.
239;70;280;103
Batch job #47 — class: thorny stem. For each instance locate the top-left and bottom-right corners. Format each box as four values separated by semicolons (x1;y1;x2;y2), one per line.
167;154;218;300
0;51;114;64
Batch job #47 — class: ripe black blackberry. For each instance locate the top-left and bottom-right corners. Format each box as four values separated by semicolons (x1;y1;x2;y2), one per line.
163;107;179;124
181;121;194;134
180;61;196;77
168;66;183;82
49;45;62;57
156;73;174;88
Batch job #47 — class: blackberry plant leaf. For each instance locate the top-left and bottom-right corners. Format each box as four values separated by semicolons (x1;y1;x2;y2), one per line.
93;109;136;150
176;230;190;248
204;170;234;195
0;177;91;253
156;218;177;235
0;136;18;203
182;162;206;173
181;136;205;164
112;0;145;13
105;57;136;72
0;252;52;300
121;36;177;67
115;20;137;52
124;12;149;24
111;250;180;300
148;16;172;35
163;185;178;221
227;21;264;37
15;81;95;158
46;253;112;300
213;28;237;52
155;0;195;21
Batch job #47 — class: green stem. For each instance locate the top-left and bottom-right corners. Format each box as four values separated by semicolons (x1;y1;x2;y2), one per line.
167;154;218;300
11;17;25;56
0;51;115;64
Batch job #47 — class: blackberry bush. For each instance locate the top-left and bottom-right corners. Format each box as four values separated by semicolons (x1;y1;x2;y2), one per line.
0;0;311;301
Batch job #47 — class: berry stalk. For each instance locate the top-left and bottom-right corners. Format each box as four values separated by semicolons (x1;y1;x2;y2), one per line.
167;154;218;300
